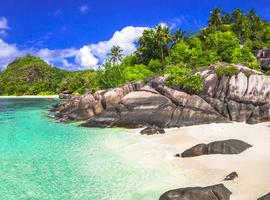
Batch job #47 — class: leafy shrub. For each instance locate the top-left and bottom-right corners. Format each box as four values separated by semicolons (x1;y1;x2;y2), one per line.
243;69;254;77
166;65;203;94
147;59;163;73
215;66;239;77
123;64;154;82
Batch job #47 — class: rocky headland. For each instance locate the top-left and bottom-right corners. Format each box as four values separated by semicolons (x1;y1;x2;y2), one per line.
52;63;270;128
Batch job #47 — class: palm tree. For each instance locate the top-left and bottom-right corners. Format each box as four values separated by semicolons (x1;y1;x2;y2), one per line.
173;28;185;44
107;46;123;66
107;46;124;83
155;25;173;63
222;12;232;24
232;9;249;43
208;7;223;32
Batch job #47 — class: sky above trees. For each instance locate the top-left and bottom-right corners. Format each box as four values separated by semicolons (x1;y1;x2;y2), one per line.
0;0;269;71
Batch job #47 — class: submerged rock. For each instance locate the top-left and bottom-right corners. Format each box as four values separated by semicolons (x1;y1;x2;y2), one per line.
159;184;231;200
181;139;252;157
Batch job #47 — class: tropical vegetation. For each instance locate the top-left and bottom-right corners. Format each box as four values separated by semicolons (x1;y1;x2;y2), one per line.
1;8;270;95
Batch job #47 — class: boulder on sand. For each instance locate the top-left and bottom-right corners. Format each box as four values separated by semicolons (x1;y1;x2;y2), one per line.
181;139;252;158
258;193;270;200
159;184;231;200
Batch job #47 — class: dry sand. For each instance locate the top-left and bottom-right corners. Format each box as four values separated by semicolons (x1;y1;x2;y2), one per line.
136;122;270;200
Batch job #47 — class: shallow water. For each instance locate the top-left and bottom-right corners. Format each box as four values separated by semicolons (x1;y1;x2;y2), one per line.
0;98;181;200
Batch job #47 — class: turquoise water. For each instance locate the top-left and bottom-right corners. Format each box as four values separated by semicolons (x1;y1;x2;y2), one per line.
0;98;179;200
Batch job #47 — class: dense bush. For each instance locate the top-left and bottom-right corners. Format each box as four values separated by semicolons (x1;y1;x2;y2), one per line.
166;66;203;94
123;64;154;82
215;66;239;77
147;59;163;73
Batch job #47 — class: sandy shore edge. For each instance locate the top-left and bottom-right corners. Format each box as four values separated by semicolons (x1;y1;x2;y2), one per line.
131;122;270;200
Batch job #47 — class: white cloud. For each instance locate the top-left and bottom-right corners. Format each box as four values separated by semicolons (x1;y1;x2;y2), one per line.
79;5;89;14
0;17;10;36
75;46;99;69
159;22;168;28
0;17;9;30
0;25;149;71
88;26;148;64
0;39;22;69
160;16;187;30
35;48;78;70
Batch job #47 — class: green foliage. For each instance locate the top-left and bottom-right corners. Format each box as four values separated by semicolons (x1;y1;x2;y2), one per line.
136;25;172;64
123;64;154;82
215;66;239;77
97;62;125;89
0;55;100;95
243;69;254;77
59;70;99;94
121;55;138;66
107;45;123;66
0;55;67;95
147;59;163;73
170;41;191;64
204;31;240;62
166;66;203;94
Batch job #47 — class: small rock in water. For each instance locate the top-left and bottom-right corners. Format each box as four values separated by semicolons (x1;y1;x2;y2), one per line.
174;153;180;157
224;172;238;181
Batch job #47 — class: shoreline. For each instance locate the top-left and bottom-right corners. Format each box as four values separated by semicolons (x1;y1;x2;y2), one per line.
0;95;59;99
131;122;270;200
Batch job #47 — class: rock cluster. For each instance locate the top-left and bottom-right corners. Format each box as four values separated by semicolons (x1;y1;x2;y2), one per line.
52;64;270;128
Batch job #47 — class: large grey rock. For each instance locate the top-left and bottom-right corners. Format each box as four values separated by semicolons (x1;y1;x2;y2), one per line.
181;139;252;158
227;72;248;102
213;76;230;101
67;108;94;121
203;72;219;97
83;89;227;128
242;74;270;105
227;100;254;122
258;193;270;200
159;184;231;200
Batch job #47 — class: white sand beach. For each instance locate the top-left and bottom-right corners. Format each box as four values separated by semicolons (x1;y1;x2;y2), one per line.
133;122;270;200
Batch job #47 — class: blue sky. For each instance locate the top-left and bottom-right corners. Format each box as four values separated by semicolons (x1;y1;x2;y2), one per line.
0;0;269;70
